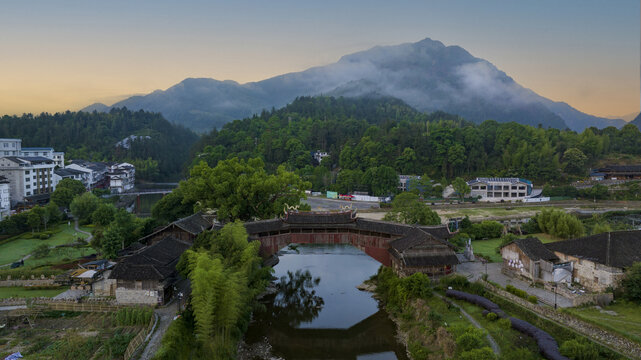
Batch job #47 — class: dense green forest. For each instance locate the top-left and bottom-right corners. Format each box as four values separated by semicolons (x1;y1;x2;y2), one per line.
190;96;641;194
0;108;198;181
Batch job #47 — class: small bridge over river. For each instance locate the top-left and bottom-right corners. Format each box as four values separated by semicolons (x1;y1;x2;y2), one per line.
102;189;174;197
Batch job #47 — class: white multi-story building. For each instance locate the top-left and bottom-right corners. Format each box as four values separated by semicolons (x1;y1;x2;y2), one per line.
66;160;109;189
467;177;533;202
0;139;22;157
0;156;56;206
0;176;10;219
0;139;65;168
108;162;136;193
53;168;90;188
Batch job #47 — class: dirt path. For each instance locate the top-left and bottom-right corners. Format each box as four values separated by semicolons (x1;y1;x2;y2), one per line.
435;293;501;356
139;301;178;360
74;218;92;242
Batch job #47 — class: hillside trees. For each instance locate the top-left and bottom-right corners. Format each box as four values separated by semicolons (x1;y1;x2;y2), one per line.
0;109;197;181
190;97;641;191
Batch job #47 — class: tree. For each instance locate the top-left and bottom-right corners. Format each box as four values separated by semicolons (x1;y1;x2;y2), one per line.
152;188;195;224
102;226;123;259
43;202;62;230
362;166;398;196
182;158;310;221
51;179;86;208
452;177;471;201
383;192;441;225
70;192;100;224
622;262;641;303
27;207;43;232
92;203;116;227
562;148;588;175
535;209;584;239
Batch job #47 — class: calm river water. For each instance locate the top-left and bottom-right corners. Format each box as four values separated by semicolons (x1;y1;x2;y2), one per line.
244;244;409;360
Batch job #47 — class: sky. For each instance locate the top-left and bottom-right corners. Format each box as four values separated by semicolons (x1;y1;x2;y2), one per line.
0;0;639;118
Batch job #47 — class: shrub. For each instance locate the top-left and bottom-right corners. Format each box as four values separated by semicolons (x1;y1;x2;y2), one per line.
33;244;51;258
505;285;528;299
527;295;538;304
468;221;504;239
428;310;443;324
439;274;470;290
455;327;486;352
560;338;600;360
459;347;496;360
622;262;641;303
485;312;498;321
497;318;512;330
409;340;431;360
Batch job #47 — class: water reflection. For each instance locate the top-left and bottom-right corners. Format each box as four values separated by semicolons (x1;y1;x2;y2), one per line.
244;244;408;360
271;270;324;327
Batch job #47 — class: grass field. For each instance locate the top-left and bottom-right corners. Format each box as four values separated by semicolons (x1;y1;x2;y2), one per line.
564;302;641;345
0;286;69;299
0;223;90;265
436;206;562;220
472;233;562;263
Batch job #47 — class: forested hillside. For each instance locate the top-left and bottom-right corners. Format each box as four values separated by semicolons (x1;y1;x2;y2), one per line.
0;108;198;181
191;96;641;194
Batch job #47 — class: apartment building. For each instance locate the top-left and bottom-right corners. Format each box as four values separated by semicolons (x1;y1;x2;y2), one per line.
0;156;56;205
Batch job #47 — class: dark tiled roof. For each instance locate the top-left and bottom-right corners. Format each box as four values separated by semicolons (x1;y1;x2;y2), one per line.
545;231;641;268
55;168;85;177
4;156;53;165
244;219;284;234
173;212;216;234
354;218;412;236
402;254;460;267
598;165;641;173
110;236;190;281
284;211;355;224
419;225;454;239
389;228;433;252
510;238;559;262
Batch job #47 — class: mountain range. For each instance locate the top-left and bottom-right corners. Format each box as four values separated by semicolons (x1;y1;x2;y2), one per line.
83;38;627;133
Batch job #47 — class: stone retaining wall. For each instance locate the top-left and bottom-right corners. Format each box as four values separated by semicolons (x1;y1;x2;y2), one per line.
482;281;641;359
0;279;55;287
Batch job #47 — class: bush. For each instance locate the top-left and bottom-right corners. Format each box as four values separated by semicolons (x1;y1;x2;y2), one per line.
439;274;470;290
33;244;51;258
485;312;498;321
527;295;538;304
455;327;486;352
459;347;496;360
560;338;600;360
497;318;512;330
622;262;641;303
505;285;529;299
408;340;431;360
469;221;504;240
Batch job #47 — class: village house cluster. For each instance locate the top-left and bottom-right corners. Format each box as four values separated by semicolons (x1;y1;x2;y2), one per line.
0;138;136;217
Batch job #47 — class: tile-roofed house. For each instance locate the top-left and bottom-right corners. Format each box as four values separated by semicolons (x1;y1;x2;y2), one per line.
501;231;641;292
593;165;641;180
138;212;219;246
110;236;191;304
388;228;459;277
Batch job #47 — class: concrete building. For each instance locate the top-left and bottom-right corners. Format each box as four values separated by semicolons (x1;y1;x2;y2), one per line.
107;162;135;193
66;160;109;189
0;176;10;219
398;175;421;192
0;156;56;206
501;231;641;292
53;168;89;188
467;177;533;202
0;139;22;157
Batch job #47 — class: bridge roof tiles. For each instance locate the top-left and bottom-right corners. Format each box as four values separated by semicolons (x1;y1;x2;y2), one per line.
244;219;284;234
284;211;355;224
173;212;217;234
402;254;460;267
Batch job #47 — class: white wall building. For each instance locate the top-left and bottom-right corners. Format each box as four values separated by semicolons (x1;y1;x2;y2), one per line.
0;139;22;157
108;162;135;193
53;168;89;189
0;176;10;219
467;177;533;202
313;150;329;164
67;160;109;189
0;156;56;205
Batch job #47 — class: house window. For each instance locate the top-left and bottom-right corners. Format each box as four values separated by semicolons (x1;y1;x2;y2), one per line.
26;191;31;196
2;143;6;148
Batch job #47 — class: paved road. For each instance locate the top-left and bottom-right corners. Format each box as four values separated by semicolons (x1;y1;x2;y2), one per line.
457;261;573;308
304;197;380;211
139;301;178;360
435;293;500;355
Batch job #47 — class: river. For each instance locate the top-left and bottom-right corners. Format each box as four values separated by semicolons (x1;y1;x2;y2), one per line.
242;244;409;360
